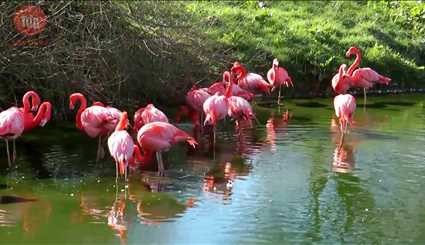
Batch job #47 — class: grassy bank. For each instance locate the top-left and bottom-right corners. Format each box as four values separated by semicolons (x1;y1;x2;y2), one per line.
186;1;424;96
0;1;424;118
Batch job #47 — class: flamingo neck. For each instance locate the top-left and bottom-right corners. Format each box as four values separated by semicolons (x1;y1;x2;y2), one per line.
115;112;128;131
224;72;233;97
224;78;233;98
70;94;87;130
22;91;41;112
32;102;51;126
347;50;361;75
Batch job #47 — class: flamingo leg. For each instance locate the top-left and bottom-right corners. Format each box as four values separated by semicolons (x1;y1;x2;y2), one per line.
363;88;367;108
344;121;348;134
156;151;164;175
200;113;204;134
278;84;282;105
115;161;119;183
96;136;103;161
213;126;216;148
338;133;345;150
213;126;217;160
5;139;11;167
12;139;16;163
124;163;128;183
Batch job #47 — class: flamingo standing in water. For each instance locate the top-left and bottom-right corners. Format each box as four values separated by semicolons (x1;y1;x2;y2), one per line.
185;85;211;127
345;46;391;105
231;62;271;95
267;58;294;104
69;93;121;161
225;72;255;128
0;107;24;166
203;91;228;147
133;104;168;133
334;94;356;145
136;122;197;174
208;72;254;101
108;112;136;181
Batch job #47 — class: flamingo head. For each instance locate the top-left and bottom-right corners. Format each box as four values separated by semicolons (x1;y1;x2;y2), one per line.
346;46;360;58
332;64;350;94
22;90;41;112
222;71;231;84
272;58;279;68
39;102;52;127
116;111;129;131
204;113;216;126
69;93;85;110
231;62;247;80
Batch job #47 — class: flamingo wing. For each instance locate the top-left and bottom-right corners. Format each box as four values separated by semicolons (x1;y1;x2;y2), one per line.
81;106;119;137
186;89;211;112
108;131;135;162
0;107;24;138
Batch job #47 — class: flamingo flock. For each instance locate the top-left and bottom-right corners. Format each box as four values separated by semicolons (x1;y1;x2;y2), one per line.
0;46;392;180
332;46;391;145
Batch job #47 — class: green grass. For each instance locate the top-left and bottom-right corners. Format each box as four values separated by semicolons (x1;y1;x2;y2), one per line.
186;1;425;96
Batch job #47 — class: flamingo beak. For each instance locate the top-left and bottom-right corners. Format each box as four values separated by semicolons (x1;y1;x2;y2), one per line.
39;119;48;127
345;50;352;58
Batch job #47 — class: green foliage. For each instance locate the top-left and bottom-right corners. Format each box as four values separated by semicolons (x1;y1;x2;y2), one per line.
187;0;425;96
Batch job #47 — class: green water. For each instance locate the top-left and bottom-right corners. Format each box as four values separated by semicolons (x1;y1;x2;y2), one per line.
1;94;425;244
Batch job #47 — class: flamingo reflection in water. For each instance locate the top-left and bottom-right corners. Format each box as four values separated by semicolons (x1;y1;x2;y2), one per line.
78;177;193;238
107;197;128;244
330;118;359;173
265;110;292;153
332;143;356;173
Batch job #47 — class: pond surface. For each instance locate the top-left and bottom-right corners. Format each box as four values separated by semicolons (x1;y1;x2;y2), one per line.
1;94;425;244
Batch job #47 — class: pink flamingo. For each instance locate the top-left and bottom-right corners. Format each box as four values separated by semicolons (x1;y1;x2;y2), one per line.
207;80;226;95
208;72;254;101
346;46;391;105
231;62;271;95
20;91;52;132
267;58;294;104
334;94;356;144
331;64;352;94
69;93;121;161
107;111;136;181
203;92;228;147
0;107;24;166
20;91;40;125
136;122;197;174
186;85;211;127
225;72;255;128
133;104;168;133
25;102;52;131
